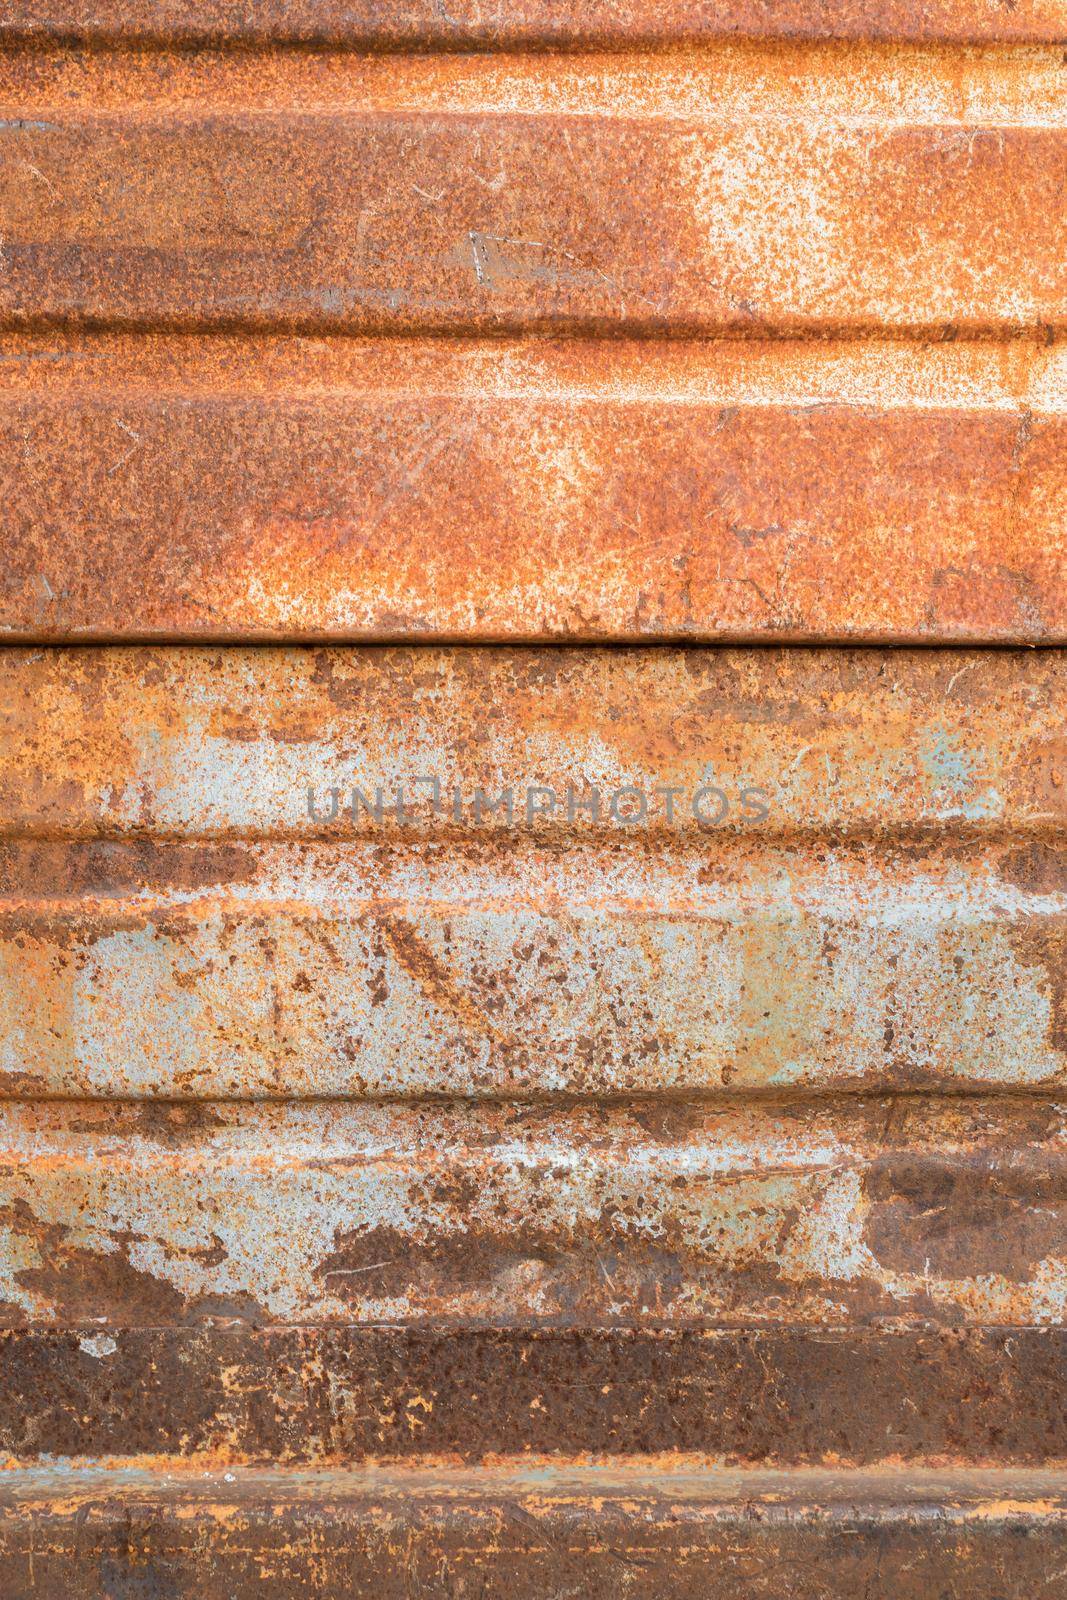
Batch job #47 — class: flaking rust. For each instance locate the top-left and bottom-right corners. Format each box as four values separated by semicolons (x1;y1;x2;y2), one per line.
0;1098;1061;1330
0;648;1064;1098
0;8;1063;1593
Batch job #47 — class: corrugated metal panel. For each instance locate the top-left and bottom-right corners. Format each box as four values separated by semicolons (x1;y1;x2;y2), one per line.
5;840;1065;1096
0;1098;1062;1327
5;645;1065;836
0;4;1064;1594
0;334;1064;642
0;43;1063;643
0;1464;1065;1598
0;48;1062;338
2;2;1065;46
1;648;1064;1098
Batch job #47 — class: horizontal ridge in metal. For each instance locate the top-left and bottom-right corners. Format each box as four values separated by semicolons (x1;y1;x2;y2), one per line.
0;39;1062;642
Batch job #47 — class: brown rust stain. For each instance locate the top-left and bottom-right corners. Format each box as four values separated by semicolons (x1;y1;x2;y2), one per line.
0;9;1063;1575
0;1326;1062;1464
1005;923;1067;1057
0;1098;1060;1329
0;1198;269;1328
310;1213;938;1327
0;1200;192;1326
865;1149;1067;1280
377;913;514;1047
1000;843;1067;898
1;1;1065;43
0;842;257;900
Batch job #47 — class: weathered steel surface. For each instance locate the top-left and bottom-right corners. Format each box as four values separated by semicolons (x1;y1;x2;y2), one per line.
0;1098;1060;1327
0;337;1063;640
2;0;1065;45
1;648;1064;1096
4;646;1064;836
1;1327;1063;1463
0;10;1064;1591
0;1464;1064;1599
3;840;1066;1096
0;97;1061;339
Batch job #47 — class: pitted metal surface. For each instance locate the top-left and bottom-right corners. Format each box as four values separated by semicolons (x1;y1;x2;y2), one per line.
0;7;1063;1594
1;648;1065;1099
0;42;1062;642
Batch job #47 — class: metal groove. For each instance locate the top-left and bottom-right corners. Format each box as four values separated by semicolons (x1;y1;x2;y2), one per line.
0;14;1063;1587
2;0;1065;46
1;1462;1065;1599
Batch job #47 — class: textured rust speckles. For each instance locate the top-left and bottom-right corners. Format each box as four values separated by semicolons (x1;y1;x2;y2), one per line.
0;1099;1060;1328
0;1465;1065;1599
0;356;1063;640
1;44;1065;122
1;842;1066;1096
0;113;1062;339
2;647;1064;835
1;0;1065;44
0;1327;1063;1463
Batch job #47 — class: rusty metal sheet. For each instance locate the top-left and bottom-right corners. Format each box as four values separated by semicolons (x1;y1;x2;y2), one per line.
0;1463;1065;1598
0;336;1063;641
0;40;1062;643
2;1;1065;46
3;645;1064;837
6;840;1067;1098
1;1325;1062;1463
0;8;1063;1590
0;59;1062;340
1;648;1064;1097
0;1097;1061;1328
3;839;1066;1097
